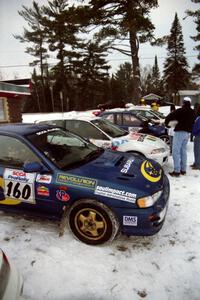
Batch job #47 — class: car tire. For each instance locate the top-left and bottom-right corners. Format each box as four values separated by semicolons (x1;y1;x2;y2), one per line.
160;135;170;145
68;199;119;245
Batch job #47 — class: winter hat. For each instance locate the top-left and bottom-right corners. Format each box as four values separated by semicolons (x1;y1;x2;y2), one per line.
183;96;191;103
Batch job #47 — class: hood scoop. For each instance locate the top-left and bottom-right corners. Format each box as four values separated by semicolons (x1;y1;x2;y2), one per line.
94;151;125;167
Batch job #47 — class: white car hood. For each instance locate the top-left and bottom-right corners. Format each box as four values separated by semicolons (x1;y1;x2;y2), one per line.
112;132;167;150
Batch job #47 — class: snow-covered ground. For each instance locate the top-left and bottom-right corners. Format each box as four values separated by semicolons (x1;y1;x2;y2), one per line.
1;107;200;300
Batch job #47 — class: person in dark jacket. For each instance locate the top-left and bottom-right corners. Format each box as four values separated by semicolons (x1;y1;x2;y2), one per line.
165;97;196;177
191;106;200;170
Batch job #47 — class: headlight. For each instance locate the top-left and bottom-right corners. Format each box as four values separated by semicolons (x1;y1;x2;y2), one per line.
151;148;165;154
137;190;162;208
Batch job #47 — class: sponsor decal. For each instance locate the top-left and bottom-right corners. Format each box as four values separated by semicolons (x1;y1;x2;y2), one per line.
36;128;60;135
0;176;21;205
37;185;50;197
138;135;145;142
146;136;156;141
57;174;97;189
94;185;136;203
112;139;129;147
6;170;29;183
90;139;111;149
0;169;36;205
56;186;70;201
123;215;138;226
36;174;52;184
129;132;145;142
121;158;135;174
141;160;162;182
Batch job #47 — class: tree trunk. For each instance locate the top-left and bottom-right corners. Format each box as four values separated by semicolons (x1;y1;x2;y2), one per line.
129;29;141;103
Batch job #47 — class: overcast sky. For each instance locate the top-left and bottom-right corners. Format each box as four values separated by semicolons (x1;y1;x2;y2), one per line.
0;0;198;80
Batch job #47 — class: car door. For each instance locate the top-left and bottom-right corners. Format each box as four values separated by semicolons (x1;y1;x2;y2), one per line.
0;134;56;214
121;113;144;132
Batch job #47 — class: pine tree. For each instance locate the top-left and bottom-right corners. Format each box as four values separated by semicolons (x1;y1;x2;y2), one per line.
87;0;158;102
42;0;81;111
114;62;134;103
15;1;49;111
72;39;111;110
151;55;162;95
163;13;190;101
186;0;200;79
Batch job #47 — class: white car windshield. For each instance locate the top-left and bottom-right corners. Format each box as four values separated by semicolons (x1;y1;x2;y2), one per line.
91;119;127;138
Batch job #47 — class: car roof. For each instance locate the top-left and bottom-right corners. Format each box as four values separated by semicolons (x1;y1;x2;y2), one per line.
0;123;59;136
59;116;100;122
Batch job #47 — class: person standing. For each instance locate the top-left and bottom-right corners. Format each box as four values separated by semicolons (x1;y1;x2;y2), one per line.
165;97;196;177
191;106;200;170
166;104;176;154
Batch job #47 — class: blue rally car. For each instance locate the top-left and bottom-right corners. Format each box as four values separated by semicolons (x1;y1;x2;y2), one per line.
0;124;170;245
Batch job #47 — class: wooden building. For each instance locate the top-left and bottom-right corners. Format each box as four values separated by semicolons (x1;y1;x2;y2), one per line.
0;81;30;123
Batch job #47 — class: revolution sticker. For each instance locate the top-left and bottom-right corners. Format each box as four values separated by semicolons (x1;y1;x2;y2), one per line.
57;174;97;189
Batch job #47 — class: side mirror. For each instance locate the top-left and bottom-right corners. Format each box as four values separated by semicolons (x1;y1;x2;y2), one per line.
23;162;51;174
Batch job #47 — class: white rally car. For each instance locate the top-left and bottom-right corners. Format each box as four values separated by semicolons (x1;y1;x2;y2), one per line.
38;116;170;165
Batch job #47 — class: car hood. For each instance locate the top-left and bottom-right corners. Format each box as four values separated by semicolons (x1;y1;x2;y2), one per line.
112;132;168;149
65;150;164;196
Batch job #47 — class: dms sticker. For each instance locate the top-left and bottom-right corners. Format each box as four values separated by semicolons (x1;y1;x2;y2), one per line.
141;160;162;182
123;216;138;226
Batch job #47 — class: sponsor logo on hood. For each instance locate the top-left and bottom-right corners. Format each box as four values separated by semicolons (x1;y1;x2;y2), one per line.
141;160;162;182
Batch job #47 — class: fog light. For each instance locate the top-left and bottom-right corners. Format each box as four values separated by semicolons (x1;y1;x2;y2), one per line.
148;214;160;222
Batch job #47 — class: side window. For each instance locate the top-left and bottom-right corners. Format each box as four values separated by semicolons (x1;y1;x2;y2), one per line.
65;121;108;140
0;135;41;168
116;114;122;125
122;114;143;126
103;114;114;123
47;120;65;128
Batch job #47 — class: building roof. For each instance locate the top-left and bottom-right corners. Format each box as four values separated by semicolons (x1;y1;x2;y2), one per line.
143;93;162;100
0;81;31;98
178;90;200;96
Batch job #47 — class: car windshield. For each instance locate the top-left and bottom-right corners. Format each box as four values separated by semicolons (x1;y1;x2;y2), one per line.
133;109;159;120
27;128;103;170
91;118;127;138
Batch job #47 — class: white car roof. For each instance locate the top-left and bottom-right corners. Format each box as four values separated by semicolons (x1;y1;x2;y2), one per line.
62;115;100;122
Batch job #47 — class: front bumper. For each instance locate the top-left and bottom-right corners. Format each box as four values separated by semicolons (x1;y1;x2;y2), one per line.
148;150;169;166
113;174;170;236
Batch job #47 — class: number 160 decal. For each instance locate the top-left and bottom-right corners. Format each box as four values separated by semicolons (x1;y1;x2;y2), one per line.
4;169;36;204
6;182;31;200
